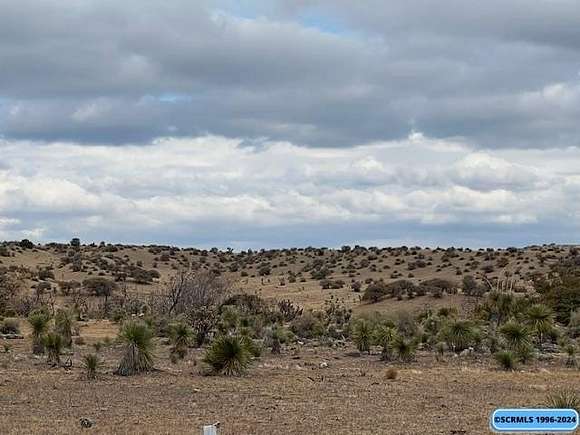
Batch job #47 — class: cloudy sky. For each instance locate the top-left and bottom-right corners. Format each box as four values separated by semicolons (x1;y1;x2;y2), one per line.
1;0;580;248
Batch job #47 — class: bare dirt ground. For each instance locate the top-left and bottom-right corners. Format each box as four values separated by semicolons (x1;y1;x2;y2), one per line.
1;243;578;434
1;321;578;434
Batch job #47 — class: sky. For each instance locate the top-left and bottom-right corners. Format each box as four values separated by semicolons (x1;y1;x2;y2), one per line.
1;0;580;248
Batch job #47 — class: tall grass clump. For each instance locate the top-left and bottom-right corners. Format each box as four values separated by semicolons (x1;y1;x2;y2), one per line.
392;335;417;362
352;319;373;354
115;320;155;376
495;350;516;371
203;335;251;376
54;309;74;348
28;309;51;354
169;321;192;363
83;354;100;380
43;331;64;366
545;389;579;413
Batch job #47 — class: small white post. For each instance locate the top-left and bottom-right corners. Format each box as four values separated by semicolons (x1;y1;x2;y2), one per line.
202;425;218;435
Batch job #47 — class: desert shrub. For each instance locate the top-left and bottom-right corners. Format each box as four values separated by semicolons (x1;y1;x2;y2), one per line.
241;334;262;358
203;335;252;376
43;332;64;366
495;350;516;370
277;299;303;322
290;311;324;339
0;272;22;316
83;354;100;380
545;389;579;413
373;324;396;360
83;277;117;298
54;309;74;348
352;319;373;353
420;278;457;297
0;318;20;334
28;308;51;354
440;320;476;353
564;343;577;368
392;336;417;362
19;239;34;249
499;320;531;352
157;270;231;346
569;309;580;338
116;320;155;376
525;304;554;347
169;321;192;362
534;265;580;324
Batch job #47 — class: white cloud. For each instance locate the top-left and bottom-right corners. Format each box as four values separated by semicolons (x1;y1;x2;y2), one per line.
1;133;580;246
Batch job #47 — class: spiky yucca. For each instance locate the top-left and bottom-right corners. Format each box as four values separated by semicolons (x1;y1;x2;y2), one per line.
499;320;531;352
352;320;373;354
43;331;64;366
373;324;396;361
115;321;155;376
28;310;51;354
442;320;474;352
203;335;251;376
392;336;417;363
546;389;579;413
169;321;192;363
83;353;100;380
526;304;554;347
495;350;516;371
54;309;74;348
564;344;577;368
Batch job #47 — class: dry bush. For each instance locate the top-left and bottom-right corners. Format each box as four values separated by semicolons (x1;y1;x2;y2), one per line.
155;270;232;346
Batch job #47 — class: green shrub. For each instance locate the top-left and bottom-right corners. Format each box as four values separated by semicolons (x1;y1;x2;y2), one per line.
352;320;373;353
203;335;251;376
115;320;155;376
83;354;100;380
54;309;74;348
43;332;64;366
28;309;51;354
169;321;192;363
495;350;516;371
440;320;475;352
373;324;396;360
392;336;417;362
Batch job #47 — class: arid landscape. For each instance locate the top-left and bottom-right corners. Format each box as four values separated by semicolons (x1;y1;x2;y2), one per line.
1;240;579;434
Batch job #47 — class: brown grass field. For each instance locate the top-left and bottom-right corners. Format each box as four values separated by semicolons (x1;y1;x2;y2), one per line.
1;242;579;434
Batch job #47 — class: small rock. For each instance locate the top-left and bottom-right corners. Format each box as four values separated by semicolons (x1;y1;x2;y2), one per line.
79;417;94;429
319;362;328;369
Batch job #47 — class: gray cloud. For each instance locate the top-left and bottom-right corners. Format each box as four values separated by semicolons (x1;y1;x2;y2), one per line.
1;0;579;147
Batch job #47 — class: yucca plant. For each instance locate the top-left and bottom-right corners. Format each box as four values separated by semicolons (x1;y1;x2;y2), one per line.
203;335;251;376
169;321;192;363
495;350;516;371
441;320;474;352
54;309;74;348
28;309;51;354
43;331;64;366
83;353;100;380
392;335;417;363
373;324;396;361
499;320;531;352
352;320;373;354
546;389;579;413
526;304;554;349
564;344;577;368
115;320;155;376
